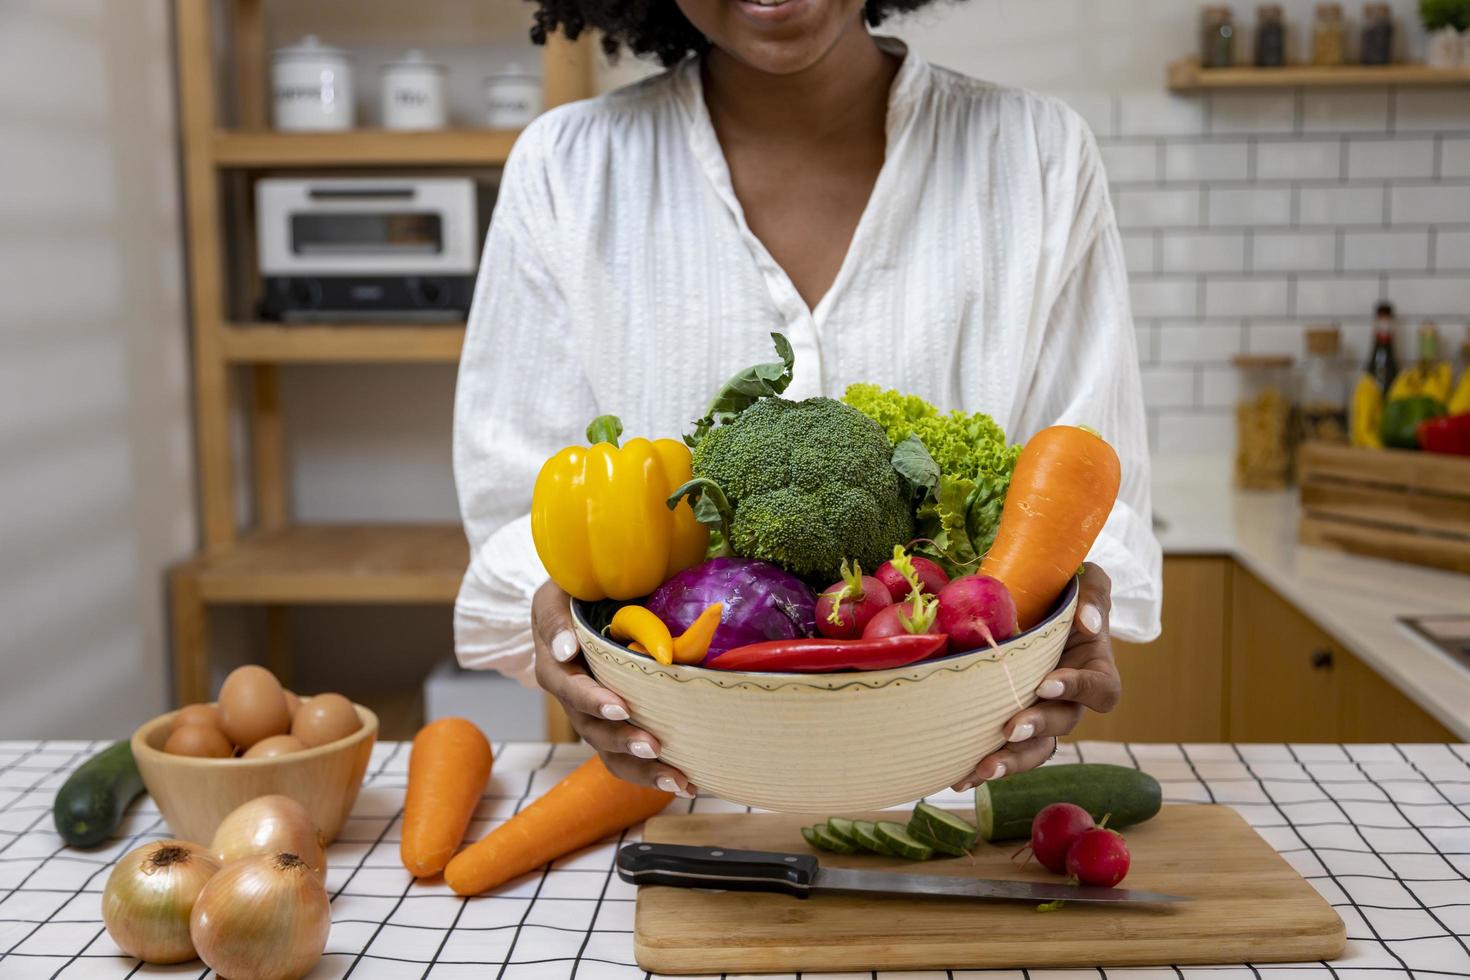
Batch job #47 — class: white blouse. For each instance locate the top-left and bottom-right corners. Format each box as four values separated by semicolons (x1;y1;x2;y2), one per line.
453;41;1162;685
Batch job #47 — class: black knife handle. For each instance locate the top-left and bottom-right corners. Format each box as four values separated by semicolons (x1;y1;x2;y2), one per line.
616;843;819;898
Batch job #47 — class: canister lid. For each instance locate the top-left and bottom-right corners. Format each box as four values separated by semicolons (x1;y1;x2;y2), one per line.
384;49;446;73
273;35;351;63
1305;327;1341;355
1233;353;1293;369
485;62;542;84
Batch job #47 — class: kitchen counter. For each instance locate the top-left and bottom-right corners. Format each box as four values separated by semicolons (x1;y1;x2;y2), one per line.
4;739;1469;978
1152;456;1470;741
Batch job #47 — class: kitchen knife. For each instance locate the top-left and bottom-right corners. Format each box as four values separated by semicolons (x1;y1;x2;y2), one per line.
617;842;1187;905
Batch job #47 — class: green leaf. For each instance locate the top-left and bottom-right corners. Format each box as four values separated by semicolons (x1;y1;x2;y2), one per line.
915;474;981;575
687;333;795;448
891;435;941;496
667;477;736;557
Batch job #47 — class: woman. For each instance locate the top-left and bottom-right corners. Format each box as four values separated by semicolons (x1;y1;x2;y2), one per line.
453;0;1162;798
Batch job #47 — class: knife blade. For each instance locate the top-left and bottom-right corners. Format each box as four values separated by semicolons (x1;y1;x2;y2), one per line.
617;842;1187;905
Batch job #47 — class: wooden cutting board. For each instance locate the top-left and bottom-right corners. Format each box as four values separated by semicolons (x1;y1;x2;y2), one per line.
635;804;1344;974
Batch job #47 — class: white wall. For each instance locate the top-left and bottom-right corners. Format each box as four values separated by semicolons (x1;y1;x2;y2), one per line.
0;0;194;738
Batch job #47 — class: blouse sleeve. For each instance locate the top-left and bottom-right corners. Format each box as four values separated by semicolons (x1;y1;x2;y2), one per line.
452;121;598;684
1010;116;1163;644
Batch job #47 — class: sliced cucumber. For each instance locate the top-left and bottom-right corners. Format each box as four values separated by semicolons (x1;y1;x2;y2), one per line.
809;824;857;854
874;821;934;861
850;820;896;856
825;817;861;848
906;818;968;857
801;825;823;850
972;763;1163;841
911;802;979;851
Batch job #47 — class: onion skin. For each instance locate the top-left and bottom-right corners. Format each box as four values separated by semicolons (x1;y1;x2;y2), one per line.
191;852;330;980
211;795;326;880
101;840;220;964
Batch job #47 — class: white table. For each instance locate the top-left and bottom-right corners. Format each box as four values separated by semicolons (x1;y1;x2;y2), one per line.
3;739;1469;978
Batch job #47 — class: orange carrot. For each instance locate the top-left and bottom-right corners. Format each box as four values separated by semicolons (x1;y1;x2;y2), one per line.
400;718;494;878
980;426;1121;630
444;756;672;896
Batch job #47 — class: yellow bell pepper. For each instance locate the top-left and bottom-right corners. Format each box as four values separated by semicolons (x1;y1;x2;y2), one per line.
531;416;709;601
1450;367;1470;416
1387;324;1453;405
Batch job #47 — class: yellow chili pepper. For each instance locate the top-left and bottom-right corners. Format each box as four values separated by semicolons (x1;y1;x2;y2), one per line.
672;603;724;666
531;416;709;601
609;606;674;666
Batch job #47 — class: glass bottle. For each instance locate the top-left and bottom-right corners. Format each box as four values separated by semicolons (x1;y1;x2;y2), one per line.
1312;3;1347;66
1299;327;1349;444
1360;3;1395;65
1233;354;1296;490
1201;6;1237;69
1255;4;1287;67
1366;302;1399;394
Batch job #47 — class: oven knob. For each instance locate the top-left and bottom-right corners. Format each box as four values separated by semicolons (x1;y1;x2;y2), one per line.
288;278;322;309
411;278;448;308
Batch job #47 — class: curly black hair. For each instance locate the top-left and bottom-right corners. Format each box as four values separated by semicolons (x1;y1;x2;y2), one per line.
529;0;944;67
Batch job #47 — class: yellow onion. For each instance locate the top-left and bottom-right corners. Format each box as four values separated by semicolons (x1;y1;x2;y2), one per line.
211;795;326;879
191;852;331;980
101;839;220;964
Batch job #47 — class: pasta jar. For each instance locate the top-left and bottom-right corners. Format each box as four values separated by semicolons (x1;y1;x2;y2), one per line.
1311;3;1347;66
1360;3;1395;65
1255;4;1287;67
272;35;354;132
1298;327;1349;444
1201;6;1237;68
1233;354;1296;490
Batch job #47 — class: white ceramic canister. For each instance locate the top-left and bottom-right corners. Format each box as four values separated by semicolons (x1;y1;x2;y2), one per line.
483;65;542;129
1426;26;1463;68
382;50;448;131
272;35;355;132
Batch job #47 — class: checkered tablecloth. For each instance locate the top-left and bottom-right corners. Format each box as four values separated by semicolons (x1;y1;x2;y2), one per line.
3;739;1469;979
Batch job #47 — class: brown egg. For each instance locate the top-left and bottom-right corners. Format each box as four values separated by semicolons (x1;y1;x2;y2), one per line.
216;665;291;749
171;703;219;732
164;723;234;758
242;734;306;759
283;689;302;718
290;692;360;748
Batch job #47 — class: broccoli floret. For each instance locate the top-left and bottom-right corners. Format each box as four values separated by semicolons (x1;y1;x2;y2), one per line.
690;397;914;582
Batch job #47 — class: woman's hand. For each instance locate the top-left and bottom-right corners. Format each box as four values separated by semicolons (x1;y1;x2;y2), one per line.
532;581;697;797
950;563;1121;791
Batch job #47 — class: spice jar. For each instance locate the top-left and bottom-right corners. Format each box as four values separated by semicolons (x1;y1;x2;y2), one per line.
1312;3;1347;66
1255;4;1287;67
1298;328;1349;444
1234;354;1296;490
1360;3;1394;65
1201;6;1237;68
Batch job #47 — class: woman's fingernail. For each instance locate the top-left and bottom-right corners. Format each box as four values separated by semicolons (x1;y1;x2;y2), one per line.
1079;603;1104;635
657;776;679;794
551;631;579;662
953;780;976;793
988;763;1008;781
1009;722;1035;743
629;740;657;759
1036;679;1065;699
601;703;630;722
676;786;696;799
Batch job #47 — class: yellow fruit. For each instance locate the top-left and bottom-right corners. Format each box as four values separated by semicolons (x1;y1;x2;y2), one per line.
1350;374;1384;449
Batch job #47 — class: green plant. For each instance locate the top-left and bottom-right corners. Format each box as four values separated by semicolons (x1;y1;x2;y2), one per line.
1421;0;1470;31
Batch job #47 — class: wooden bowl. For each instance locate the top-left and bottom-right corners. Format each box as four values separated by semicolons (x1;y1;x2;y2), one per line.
575;579;1077;813
131;702;377;845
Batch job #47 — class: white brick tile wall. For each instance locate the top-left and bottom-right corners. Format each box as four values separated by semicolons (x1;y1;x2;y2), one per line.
1443;139;1470;180
1391;184;1470;224
1246;322;1312;356
1437;231;1470;271
1208;92;1297;136
1346;139;1436;180
1100;142;1159;184
1157;322;1242;363
1342;230;1431;272
1387;276;1470;317
1206;187;1293;227
1139;366;1196;408
1159;231;1246;273
1134;322;1159;364
1155;411;1234;455
1255;140;1342;181
1129;278;1200;318
1251;231;1337;273
1055;91;1115;140
1302;90;1391;133
1297;185;1386;226
1204;277;1291;318
1119;231;1157;274
1114;187;1200;228
1393;91;1470;134
1164;141;1250;182
1295;276;1386;318
1117;93;1206;138
1199;366;1242;408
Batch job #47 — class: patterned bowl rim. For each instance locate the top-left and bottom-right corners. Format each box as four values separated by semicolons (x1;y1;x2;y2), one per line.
571;576;1078;694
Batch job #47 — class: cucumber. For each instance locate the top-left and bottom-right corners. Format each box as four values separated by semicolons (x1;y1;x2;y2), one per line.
911;802;978;851
906;818;968;857
53;741;145;848
801;825;823;850
874;821;934;861
808;824;857;854
850;820;896;856
825;817;860;847
972;763;1163;841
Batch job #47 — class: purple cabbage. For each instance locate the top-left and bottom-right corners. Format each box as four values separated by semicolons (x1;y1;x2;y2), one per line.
645;557;817;662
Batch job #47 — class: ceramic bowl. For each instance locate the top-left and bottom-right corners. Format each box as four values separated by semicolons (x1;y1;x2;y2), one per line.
131;702;377;845
574;578;1077;813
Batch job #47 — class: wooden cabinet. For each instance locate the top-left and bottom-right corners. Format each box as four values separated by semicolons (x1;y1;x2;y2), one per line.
1072;557;1230;742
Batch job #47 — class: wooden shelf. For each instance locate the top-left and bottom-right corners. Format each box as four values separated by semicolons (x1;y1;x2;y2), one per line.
186;524;468;604
221;324;466;363
1168;57;1470;92
212;129;520;167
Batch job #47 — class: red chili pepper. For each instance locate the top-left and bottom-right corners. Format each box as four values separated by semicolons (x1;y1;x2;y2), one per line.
1417;412;1470;456
705;634;951;673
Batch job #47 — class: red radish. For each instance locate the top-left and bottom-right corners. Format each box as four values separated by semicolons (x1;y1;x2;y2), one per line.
815;560;892;640
935;575;1019;651
1066;827;1130;887
874;548;950;602
1030;803;1095;874
862;595;942;640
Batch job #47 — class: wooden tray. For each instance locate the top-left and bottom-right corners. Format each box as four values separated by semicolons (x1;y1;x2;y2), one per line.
635;805;1344;974
1298;441;1470;574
